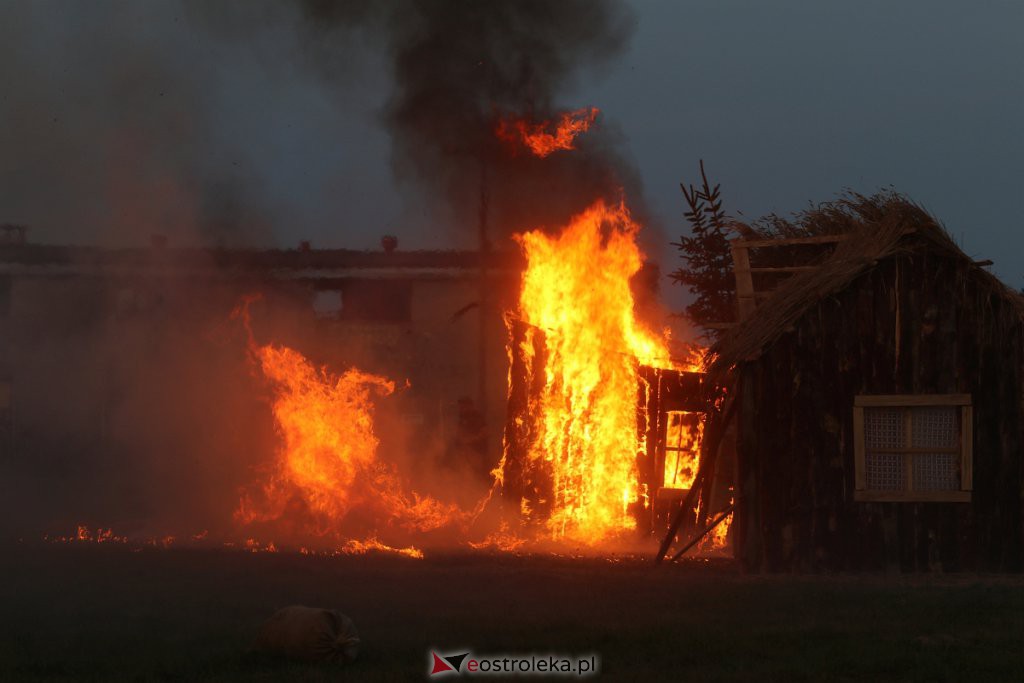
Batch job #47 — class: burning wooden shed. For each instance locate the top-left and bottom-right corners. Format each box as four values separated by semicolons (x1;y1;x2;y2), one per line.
708;200;1024;571
495;201;711;546
502;319;711;540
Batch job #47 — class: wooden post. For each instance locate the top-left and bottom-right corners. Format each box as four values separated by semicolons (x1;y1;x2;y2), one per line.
903;408;914;492
654;470;704;563
655;395;736;563
477;156;490;450
853;406;866;491
727;233;847;320
730;241;756;320
961;405;973;490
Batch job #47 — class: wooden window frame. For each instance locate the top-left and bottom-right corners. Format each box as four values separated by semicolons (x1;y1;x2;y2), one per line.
853;394;972;503
662;410;694;489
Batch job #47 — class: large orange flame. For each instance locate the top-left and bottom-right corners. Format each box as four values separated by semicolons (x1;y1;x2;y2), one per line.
709;512;732;551
496;107;599;158
235;333;465;543
504;199;678;544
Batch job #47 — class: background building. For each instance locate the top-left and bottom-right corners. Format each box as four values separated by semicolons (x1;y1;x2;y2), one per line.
0;235;520;536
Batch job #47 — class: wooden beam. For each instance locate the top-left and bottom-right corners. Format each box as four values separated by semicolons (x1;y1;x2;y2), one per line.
903;407;914;493
655;396;737;564
746;266;820;274
854;394;972;407
731;234;849;249
961;405;973;490
870;447;960;455
853;490;971;503
853;406;865;491
668;504;734;562
654;471;704;563
730;242;755;320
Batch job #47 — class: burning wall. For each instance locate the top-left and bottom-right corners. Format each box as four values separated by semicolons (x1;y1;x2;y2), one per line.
496;201;706;547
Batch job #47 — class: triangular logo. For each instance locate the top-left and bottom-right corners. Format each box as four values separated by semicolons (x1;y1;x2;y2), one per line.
431;652;455;675
430;651;470;675
442;652;470;671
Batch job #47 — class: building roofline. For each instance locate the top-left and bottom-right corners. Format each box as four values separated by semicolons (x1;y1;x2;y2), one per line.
0;244;525;279
708;201;1024;377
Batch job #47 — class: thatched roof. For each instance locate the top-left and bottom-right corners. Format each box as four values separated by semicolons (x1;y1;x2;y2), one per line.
708;196;1024;377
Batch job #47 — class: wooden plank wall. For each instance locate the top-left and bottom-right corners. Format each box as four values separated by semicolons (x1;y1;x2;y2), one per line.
734;252;1024;571
500;318;551;524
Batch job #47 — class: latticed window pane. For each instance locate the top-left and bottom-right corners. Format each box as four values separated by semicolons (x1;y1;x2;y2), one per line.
865;452;906;490
865;408;905;450
856;396;969;500
913;452;960;491
911;407;958;448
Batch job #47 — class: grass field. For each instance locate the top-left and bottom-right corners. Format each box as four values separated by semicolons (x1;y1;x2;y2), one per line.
2;545;1023;682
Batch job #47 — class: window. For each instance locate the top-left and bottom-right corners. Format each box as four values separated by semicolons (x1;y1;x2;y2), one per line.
342;280;412;322
311;290;344;319
310;280;413;322
853;395;972;502
663;410;701;490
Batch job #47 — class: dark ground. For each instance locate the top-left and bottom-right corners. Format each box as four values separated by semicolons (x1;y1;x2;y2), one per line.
1;546;1023;682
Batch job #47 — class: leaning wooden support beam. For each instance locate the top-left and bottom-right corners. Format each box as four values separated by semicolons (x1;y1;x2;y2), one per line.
654;393;736;564
653;469;705;564
655;426;715;563
668;504;734;563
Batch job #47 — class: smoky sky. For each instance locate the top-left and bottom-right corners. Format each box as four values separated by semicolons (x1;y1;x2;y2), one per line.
1;0;1021;305
1;0;644;252
611;0;1024;305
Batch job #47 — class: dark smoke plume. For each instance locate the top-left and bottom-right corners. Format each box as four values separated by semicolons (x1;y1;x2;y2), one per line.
0;0;658;541
195;0;648;245
3;1;647;248
377;0;644;243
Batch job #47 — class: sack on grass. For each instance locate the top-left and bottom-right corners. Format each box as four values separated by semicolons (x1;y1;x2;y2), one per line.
252;605;360;663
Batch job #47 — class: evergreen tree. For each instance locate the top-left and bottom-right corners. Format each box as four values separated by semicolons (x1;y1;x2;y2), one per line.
669;161;736;338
